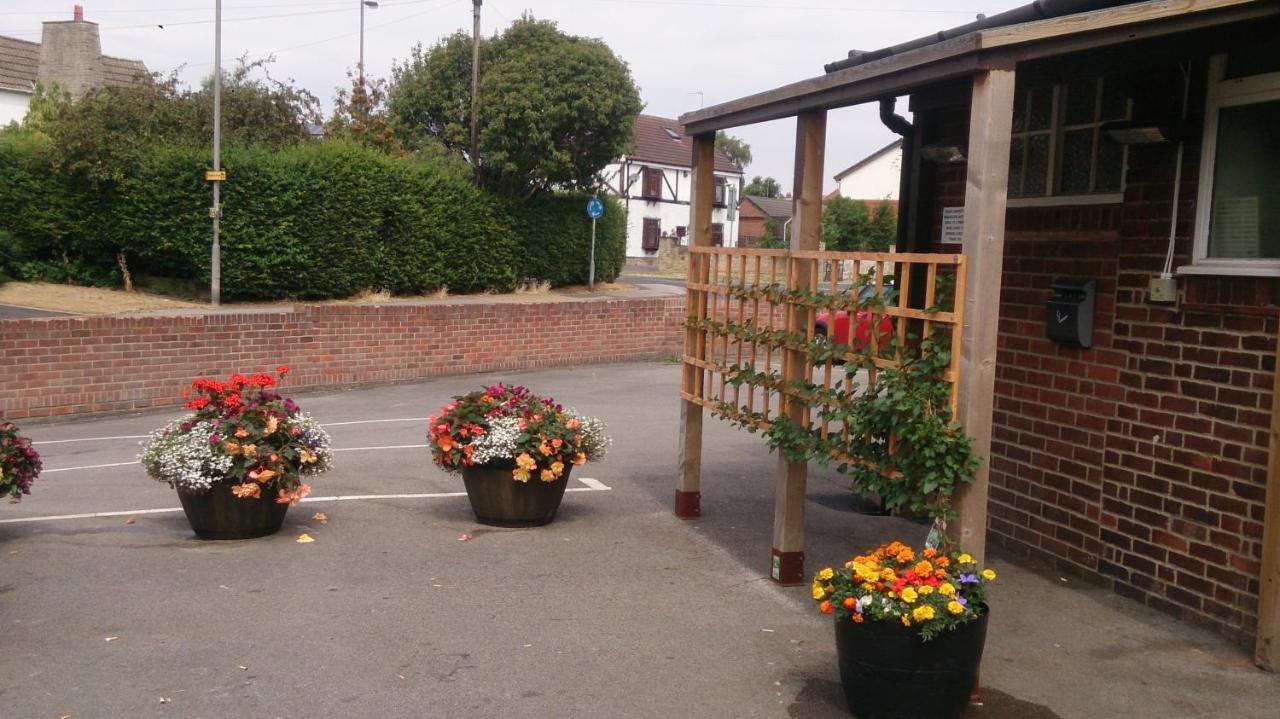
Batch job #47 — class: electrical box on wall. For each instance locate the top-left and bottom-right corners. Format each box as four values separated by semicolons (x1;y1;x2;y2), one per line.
1046;279;1096;349
1149;276;1178;303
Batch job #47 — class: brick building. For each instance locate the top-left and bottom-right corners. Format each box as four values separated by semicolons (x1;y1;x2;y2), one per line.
737;195;793;247
676;0;1280;664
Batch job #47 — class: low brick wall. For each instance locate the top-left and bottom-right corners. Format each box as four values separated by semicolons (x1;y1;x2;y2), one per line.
0;297;686;420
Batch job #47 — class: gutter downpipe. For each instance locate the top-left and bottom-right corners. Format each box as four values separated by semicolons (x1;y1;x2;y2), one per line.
879;98;914;251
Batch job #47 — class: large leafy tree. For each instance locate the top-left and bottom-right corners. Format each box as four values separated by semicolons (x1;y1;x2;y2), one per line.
743;175;781;198
715;132;751;169
388;16;642;196
822;196;896;251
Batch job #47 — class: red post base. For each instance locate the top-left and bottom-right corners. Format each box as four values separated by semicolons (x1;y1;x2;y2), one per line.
771;548;805;585
674;490;701;519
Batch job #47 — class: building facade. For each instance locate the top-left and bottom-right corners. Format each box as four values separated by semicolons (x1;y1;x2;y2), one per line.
737;195;793;247
601;114;743;259
832;139;903;202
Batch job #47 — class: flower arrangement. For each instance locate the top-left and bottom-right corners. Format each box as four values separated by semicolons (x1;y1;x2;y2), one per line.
1;417;42;503
427;384;609;482
811;541;996;641
141;367;332;503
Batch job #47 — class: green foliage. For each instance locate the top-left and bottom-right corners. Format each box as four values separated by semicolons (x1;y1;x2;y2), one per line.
715;132;751;169
743;175;780;198
327;71;402;155
388;16;641;196
760;215;789;249
505;194;626;286
822;196;896;251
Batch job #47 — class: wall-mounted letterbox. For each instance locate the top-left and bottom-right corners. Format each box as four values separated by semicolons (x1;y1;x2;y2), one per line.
1046;279;1095;349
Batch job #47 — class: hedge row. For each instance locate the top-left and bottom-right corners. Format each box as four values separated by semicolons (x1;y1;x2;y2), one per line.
0;135;624;300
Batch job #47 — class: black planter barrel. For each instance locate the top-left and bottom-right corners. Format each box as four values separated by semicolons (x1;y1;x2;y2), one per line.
177;482;290;540
461;461;570;527
834;606;988;719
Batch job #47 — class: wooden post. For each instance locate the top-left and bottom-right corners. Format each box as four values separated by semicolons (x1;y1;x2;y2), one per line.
1256;330;1280;671
675;133;717;519
952;65;1016;562
772;110;825;585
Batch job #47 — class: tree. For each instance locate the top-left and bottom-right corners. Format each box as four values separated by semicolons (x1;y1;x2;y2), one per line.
389;16;642;196
327;70;402;155
760;215;789;249
743;175;781;198
715;132;751;169
821;196;896;252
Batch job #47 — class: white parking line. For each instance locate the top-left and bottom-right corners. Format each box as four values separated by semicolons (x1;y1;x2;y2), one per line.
319;418;428;427
34;435;149;445
42;461;139;474
0;478;612;525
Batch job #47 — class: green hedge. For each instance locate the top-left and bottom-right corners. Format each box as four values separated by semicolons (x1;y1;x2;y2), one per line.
0;135;623;300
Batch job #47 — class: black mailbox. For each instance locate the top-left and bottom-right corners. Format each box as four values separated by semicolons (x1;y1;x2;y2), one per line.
1046;279;1095;348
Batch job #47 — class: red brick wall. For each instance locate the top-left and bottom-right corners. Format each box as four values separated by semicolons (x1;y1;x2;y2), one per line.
919;79;1276;645
0;297;686;421
738;200;769;247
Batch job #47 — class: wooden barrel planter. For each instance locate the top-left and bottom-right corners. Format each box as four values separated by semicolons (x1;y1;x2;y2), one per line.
834;606;988;719
177;482;290;540
461;461;571;527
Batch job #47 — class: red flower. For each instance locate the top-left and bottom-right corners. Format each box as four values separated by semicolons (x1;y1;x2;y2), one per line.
223;393;242;408
276;365;290;376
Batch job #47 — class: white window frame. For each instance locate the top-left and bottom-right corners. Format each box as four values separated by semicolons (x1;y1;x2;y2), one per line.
1007;79;1130;207
1184;54;1280;276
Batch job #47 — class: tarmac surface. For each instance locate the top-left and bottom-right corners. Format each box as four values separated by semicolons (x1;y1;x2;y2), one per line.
0;303;72;319
2;362;1277;717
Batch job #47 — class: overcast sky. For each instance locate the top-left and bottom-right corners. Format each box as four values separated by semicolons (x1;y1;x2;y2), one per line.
1;0;1011;192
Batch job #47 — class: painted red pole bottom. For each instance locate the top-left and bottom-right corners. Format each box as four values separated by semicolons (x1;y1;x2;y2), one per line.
674;490;701;518
771;548;805;585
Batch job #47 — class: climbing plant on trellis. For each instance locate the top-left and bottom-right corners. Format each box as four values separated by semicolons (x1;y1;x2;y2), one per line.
680;246;979;520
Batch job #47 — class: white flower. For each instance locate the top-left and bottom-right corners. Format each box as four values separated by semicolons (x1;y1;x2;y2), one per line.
470;416;521;467
139;419;233;494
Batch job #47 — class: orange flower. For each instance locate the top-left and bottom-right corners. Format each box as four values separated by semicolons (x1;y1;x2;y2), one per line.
438;436;455;452
265;416;279;435
275;484;311;505
566;418;580;429
914;561;934;576
248;468;278;483
922;547;937;559
896;549;914;565
231;483;261;499
538;443;553;456
539;469;556;482
842;597;857;611
572;452;587;466
234;427;249;439
852;613;864;624
223;441;241;455
935;557;950;568
551;438;563;449
819;601;833;615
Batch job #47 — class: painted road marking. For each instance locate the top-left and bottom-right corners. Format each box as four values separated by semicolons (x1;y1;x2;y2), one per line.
0;478;611;525
42;461;139;474
41;444;424;473
33;418;428;446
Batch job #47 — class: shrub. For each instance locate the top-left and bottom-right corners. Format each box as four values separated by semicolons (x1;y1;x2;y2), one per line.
506;193;626;286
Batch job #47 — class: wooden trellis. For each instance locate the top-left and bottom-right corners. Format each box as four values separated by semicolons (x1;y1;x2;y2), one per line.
680;246;967;470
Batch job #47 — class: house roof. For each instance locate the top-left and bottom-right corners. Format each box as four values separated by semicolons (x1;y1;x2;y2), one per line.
627;114;742;174
679;0;1273;134
742;195;794;220
832;139;902;182
0;32;147;94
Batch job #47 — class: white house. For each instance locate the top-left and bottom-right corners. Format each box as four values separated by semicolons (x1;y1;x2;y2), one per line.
0;6;148;127
601;114;744;258
832;139;902;202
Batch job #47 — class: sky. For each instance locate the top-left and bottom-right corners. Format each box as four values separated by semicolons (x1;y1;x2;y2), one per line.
0;0;1012;193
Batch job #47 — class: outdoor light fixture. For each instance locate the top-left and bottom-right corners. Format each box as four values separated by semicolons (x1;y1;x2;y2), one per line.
1100;120;1186;145
919;144;967;164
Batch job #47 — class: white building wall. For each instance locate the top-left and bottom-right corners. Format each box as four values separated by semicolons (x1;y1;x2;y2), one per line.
0;89;31;127
602;159;743;258
835;145;902;201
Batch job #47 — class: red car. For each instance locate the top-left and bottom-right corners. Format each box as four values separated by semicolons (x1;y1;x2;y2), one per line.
813;282;894;355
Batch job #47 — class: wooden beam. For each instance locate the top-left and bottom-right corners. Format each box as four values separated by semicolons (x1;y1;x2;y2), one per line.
675;133;717;519
951;65;1016;562
1256;329;1280;671
772;111;826;585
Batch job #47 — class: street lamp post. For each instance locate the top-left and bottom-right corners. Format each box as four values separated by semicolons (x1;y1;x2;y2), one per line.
359;1;379;86
210;0;222;306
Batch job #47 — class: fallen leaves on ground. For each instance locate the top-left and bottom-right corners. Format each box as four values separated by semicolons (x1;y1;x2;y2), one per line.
125;517;136;525
458;533;472;542
104;636;119;642
312;512;328;524
296;533;315;544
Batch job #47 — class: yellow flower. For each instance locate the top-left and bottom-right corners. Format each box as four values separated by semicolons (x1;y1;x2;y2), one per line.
981;569;997;581
818;567;834;581
938;583;956;597
812;586;826;601
551;461;565;477
900;587;918;604
900;614;911;627
958;553;974;565
912;605;935;622
516;453;537;471
947;601;965;615
861;582;876;592
540;469;556;482
512;468;532;483
917;585;934;596
880;568;896;582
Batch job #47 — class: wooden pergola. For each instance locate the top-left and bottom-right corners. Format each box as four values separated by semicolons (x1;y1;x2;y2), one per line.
671;0;1280;669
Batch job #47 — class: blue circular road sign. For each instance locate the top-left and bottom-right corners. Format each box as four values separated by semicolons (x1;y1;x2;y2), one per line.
586;197;604;219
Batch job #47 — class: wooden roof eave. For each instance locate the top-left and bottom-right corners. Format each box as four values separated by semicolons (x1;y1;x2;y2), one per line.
679;0;1278;135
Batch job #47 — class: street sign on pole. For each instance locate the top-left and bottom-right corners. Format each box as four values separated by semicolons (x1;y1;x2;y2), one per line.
586;198;604;291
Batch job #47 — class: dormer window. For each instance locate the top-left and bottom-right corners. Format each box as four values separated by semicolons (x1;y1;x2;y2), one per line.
663;127;681;141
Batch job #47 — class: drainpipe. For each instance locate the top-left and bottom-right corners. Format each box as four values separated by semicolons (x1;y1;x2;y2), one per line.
879;97;913;251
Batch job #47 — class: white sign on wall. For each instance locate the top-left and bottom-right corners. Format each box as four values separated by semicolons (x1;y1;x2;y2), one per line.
941;207;964;245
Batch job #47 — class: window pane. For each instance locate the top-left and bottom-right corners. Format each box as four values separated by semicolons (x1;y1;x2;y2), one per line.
1064;78;1097;125
1025;134;1050;196
1008;137;1025;198
1208;100;1280;258
1100;78;1129;121
1060;129;1094;194
1095;138;1124;192
1012;89;1027;133
1028;86;1053;131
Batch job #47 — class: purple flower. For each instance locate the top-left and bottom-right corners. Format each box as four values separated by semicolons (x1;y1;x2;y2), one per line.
957;596;968;608
209;433;221;445
957;573;979;585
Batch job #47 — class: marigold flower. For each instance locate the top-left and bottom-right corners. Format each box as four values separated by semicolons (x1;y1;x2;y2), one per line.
900;587;918;603
982;569;997;581
852;613;864;624
914;561;933;576
947;601;965;615
819;601;833;615
938;583;956;597
896;549;915;564
817;567;834;581
918;585;934;596
900;614;911;627
912;605;935;622
922;548;937;559
935;557;951;568
842;597;857;611
958;553;974;565
812;586;826;601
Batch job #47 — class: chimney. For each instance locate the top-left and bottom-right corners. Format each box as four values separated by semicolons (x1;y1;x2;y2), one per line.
38;6;103;97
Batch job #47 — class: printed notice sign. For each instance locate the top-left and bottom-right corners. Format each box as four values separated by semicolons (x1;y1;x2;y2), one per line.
941;207;964;245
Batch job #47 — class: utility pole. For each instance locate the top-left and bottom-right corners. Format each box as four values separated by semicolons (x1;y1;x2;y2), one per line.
210;0;222;306
470;0;481;180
